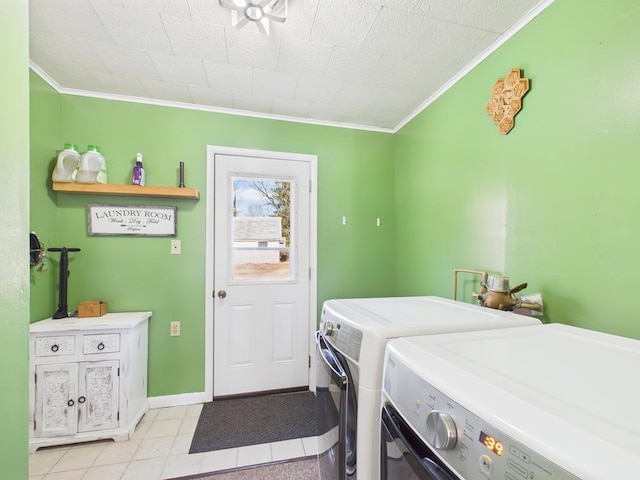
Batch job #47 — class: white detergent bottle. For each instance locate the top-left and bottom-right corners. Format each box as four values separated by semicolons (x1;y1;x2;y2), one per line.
77;145;108;184
52;144;81;182
95;146;107;184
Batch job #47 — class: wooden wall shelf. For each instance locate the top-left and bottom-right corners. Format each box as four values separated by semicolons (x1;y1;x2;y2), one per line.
52;182;199;200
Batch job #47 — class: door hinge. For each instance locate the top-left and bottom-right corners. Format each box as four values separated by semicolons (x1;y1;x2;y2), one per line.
117;411;120;421
34;373;37;384
309;180;312;193
309;355;311;368
117;368;120;377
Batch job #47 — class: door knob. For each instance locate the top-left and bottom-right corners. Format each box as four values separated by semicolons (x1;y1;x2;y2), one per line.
217;290;227;299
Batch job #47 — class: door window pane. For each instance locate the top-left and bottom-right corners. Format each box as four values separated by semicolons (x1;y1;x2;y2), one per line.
230;176;295;283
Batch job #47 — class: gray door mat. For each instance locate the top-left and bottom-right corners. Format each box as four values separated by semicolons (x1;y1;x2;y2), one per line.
189;391;323;454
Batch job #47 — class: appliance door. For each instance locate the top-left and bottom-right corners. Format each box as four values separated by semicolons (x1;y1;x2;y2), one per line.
381;404;458;480
316;331;355;480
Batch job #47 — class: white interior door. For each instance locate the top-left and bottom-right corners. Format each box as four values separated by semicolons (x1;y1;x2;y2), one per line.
212;153;311;397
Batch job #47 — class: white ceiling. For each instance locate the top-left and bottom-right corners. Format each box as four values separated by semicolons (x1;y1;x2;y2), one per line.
29;0;550;132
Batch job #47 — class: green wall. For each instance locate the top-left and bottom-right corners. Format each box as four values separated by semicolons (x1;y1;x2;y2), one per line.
1;0;29;478
29;0;640;409
30;72;61;321
395;0;640;339
29;81;395;396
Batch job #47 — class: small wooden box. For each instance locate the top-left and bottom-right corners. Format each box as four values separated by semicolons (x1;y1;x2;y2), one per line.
78;301;108;318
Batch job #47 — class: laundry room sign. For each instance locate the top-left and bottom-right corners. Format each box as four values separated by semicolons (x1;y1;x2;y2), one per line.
88;204;177;236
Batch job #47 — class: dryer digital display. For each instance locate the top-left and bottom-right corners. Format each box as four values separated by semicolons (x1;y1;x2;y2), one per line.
479;431;504;456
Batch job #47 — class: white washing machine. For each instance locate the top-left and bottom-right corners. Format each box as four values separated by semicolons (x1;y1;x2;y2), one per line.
315;296;541;480
381;323;640;479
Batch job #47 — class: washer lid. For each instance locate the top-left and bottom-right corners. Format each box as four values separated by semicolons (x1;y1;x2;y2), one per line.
387;323;640;479
323;296;540;338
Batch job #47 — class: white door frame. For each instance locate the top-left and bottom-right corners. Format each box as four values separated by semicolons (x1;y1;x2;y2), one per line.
204;145;318;400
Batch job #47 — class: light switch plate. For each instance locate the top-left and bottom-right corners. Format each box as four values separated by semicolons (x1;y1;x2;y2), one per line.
171;240;181;254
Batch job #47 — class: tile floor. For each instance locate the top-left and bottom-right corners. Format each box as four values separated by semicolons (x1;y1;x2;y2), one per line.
28;404;320;480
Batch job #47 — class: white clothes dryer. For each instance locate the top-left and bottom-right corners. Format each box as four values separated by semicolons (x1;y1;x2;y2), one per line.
381;323;640;479
315;296;541;480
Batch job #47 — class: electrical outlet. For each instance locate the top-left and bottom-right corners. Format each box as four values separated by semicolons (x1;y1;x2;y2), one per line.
170;321;180;336
171;239;181;255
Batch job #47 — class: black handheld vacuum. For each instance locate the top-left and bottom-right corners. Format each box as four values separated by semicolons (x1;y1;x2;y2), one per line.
48;247;81;319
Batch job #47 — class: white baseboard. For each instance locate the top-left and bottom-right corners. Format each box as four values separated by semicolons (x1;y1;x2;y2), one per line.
148;392;208;409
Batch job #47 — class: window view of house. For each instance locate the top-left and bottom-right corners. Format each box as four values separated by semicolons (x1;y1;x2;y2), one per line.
232;178;293;282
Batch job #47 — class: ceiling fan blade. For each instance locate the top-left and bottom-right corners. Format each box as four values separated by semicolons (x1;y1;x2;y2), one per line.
232;11;251;29
256;17;270;35
264;12;287;23
264;0;287;22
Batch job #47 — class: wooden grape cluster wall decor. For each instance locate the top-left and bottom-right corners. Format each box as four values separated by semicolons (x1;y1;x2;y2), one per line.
486;68;530;134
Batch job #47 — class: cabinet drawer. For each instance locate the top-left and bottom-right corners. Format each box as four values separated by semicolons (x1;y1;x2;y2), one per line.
83;334;120;354
35;336;75;357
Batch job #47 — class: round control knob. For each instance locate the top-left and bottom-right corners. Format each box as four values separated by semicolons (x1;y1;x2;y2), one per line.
324;321;335;336
426;411;457;450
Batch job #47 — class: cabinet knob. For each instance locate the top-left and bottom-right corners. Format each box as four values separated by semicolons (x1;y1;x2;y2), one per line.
78;396;86;404
97;342;105;351
51;344;59;352
67;399;75;407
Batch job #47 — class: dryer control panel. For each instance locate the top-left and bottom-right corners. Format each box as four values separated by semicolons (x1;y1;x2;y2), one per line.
383;351;580;480
320;307;363;362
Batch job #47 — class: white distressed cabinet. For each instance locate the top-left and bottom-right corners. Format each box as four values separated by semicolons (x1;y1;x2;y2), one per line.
29;312;151;452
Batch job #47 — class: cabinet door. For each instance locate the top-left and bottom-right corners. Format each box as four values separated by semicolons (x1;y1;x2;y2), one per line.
77;360;119;433
35;363;79;438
